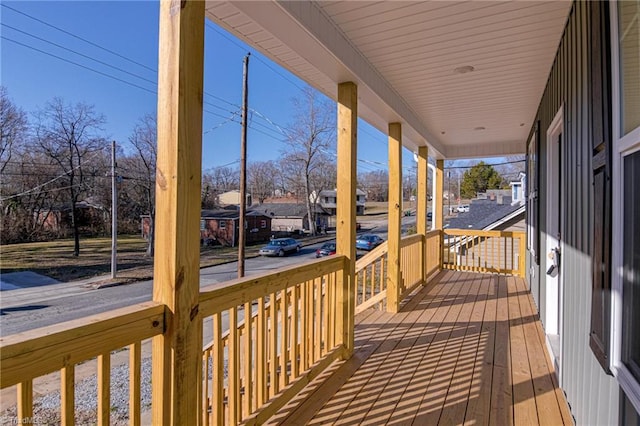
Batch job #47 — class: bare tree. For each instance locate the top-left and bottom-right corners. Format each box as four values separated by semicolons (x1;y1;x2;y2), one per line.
0;87;28;174
33;97;107;256
358;170;389;202
202;165;239;208
282;86;335;234
247;160;279;204
124;114;157;256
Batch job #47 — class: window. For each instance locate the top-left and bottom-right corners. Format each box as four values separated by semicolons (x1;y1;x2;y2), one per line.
219;220;226;230
622;152;640;382
200;220;205;231
612;0;640;415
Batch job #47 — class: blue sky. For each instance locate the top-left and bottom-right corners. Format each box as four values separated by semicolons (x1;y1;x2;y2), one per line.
1;1;421;175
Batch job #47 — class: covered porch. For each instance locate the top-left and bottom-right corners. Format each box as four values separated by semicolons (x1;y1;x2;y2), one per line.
0;1;581;425
275;271;572;425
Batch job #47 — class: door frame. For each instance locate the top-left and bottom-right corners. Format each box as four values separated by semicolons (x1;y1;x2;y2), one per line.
545;106;564;379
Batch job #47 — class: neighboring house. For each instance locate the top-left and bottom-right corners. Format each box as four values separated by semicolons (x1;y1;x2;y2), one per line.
315;189;366;215
38;200;108;237
445;195;526;271
258;203;330;233
142;209;271;247
509;172;526;206
217;190;252;207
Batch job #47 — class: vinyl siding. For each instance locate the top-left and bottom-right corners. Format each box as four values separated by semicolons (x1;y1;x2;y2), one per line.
526;1;620;424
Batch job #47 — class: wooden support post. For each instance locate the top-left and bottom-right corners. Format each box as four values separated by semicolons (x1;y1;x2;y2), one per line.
336;81;357;358
435;159;445;268
416;146;428;283
152;1;205;425
387;123;402;313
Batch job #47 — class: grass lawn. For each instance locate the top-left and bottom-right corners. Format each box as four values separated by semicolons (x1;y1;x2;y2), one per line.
0;235;265;283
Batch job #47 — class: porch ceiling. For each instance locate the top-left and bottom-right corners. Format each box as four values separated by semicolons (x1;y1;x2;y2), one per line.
205;1;571;159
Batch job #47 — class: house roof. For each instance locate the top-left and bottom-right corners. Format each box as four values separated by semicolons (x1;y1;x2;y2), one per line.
318;189;366;196
256;203;330;218
446;196;524;230
200;209;271;219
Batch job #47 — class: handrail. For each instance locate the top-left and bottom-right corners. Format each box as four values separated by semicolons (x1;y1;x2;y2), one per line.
199;255;346;316
400;233;423;248
1;301;165;389
355;242;388;273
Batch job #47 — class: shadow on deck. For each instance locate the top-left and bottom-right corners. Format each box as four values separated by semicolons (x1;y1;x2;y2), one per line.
271;270;573;425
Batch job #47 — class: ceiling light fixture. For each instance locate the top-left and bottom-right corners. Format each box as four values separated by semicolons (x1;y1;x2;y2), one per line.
474;126;486;131
454;65;475;74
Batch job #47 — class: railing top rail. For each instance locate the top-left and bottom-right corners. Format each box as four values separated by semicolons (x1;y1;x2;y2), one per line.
400;233;423;248
425;229;442;239
444;229;525;238
1;301;165;389
199;255;346;316
355;242;388;273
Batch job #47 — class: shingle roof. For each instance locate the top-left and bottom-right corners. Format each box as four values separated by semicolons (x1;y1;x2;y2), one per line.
255;203;329;218
200;209;270;219
446;197;523;230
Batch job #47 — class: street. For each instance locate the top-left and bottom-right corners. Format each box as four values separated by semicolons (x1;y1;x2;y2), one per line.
0;215;416;336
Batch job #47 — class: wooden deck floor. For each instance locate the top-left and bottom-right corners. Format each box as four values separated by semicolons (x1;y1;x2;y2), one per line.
272;270;573;425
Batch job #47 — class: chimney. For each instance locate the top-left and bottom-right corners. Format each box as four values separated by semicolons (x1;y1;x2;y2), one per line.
497;194;503;204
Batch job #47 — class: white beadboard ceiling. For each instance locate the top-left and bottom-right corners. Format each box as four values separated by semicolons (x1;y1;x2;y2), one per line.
205;1;571;159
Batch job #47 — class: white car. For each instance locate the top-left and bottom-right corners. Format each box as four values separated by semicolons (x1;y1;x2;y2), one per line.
456;205;470;213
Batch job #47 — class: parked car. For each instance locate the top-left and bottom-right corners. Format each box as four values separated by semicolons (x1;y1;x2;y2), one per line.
259;238;301;257
315;241;336;258
355;234;384;251
456;205;470;213
427;211;432;220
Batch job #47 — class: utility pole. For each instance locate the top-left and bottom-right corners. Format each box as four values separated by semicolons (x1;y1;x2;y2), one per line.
111;140;117;279
447;170;451;216
238;53;250;278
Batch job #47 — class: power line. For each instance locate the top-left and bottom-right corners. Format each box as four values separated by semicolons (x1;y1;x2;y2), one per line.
2;36;157;95
1;3;157;73
2;23;157;86
445;159;525;170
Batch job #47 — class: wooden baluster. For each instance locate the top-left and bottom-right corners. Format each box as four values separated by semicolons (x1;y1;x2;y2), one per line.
300;282;308;372
61;365;74;426
280;289;289;389
328;273;336;349
323;274;330;356
292;284;300;378
243;301;252;418
17;380;32;425
229;307;240;424
212;314;223;426
256;298;266;408
314;277;322;362
98;352;110;426
269;292;278;398
130;342;142;426
202;348;210;426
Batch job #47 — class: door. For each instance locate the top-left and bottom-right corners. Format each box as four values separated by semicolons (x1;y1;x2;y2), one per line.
545;108;563;379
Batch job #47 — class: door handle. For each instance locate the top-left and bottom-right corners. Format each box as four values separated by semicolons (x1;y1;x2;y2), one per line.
546;247;561;277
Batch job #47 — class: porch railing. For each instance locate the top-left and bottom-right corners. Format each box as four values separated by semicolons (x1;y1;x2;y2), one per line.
442;229;526;277
0;228;529;424
0;302;165;425
198;255;346;425
354;242;388;313
399;234;424;299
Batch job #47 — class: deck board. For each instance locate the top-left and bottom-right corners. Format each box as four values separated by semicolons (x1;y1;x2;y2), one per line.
275;271;572;425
